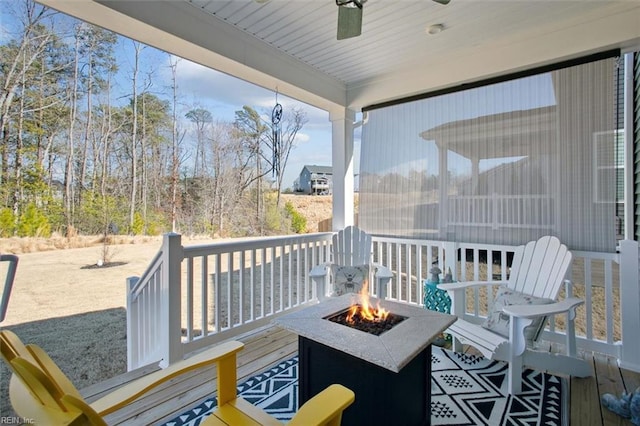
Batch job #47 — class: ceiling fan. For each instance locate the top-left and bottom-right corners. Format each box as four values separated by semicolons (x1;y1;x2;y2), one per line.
336;0;451;40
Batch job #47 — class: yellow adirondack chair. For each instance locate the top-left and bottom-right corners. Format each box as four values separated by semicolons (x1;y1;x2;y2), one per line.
1;330;354;425
1;254;19;322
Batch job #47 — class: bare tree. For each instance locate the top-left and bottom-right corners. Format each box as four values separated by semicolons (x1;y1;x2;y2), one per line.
235;106;268;233
0;1;59;220
63;24;82;234
0;1;57;170
186;107;212;177
129;41;143;231
169;57;181;232
76;24;117;205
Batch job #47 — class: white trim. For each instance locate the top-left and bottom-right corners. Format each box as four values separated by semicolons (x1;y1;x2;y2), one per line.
618;239;640;372
330;108;356;230
624;53;635;240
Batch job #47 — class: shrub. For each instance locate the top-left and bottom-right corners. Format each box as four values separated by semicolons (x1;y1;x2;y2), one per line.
17;203;51;237
131;211;145;235
0;208;16;237
264;193;284;232
146;210;168;236
285;201;307;234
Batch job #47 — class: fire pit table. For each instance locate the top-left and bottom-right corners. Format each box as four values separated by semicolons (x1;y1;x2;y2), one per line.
273;294;456;426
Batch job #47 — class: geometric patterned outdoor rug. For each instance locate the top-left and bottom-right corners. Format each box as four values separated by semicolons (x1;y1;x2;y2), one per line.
162;346;567;426
431;347;567;425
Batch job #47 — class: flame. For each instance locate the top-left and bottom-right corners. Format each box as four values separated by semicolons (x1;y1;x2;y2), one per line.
345;279;390;323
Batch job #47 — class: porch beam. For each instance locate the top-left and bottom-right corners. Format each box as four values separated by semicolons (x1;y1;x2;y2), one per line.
330;108;356;231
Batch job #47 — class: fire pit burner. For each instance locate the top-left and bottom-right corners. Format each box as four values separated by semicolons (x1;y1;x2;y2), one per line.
325;306;407;336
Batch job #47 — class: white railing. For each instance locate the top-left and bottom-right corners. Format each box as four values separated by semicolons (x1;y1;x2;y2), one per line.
126;236;179;370
371;236;640;370
447;194;553;229
127;232;640;373
127;232;332;370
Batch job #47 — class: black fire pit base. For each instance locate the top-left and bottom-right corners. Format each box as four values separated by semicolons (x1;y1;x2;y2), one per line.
298;336;431;426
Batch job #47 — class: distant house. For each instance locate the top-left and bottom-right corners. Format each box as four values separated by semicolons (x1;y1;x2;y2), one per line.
294;165;332;195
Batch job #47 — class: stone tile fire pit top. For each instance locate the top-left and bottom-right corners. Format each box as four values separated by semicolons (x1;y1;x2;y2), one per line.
273;294;456;372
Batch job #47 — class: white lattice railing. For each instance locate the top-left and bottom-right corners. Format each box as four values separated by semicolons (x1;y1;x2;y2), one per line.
127;232;640;373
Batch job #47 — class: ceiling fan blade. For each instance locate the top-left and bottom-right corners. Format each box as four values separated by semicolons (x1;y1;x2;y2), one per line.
431;0;451;4
337;5;362;40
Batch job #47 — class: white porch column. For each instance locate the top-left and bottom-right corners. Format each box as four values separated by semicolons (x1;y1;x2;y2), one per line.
618;239;640;372
330;108;356;231
161;232;184;367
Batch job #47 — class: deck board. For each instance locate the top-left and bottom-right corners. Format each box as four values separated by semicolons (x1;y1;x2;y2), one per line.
570;357;601;426
620;364;640;394
594;352;629;426
80;324;635;425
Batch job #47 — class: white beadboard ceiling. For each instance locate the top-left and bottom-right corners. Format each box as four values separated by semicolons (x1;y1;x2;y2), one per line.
37;0;640;111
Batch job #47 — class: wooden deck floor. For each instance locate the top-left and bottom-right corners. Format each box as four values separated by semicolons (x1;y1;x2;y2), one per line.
83;324;640;426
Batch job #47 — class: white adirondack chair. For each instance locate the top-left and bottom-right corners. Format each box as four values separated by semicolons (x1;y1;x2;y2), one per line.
309;226;393;300
438;236;592;395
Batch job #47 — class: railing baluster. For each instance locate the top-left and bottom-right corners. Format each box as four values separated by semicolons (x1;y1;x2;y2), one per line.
299;243;311;303
473;248;480;316
604;259;613;344
584;259;593;340
396;243;402;301
405;243;412;303
270;246;275;315
288;242;293;309
201;255;208;338
250;249;256;321
215;253;221;333
261;247;266;318
417;245;423;305
238;250;245;324
279;244;284;313
186;257;194;341
227;252;233;329
296;243;302;304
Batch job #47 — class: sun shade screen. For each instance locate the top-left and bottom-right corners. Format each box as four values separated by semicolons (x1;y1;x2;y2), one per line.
359;57;618;252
